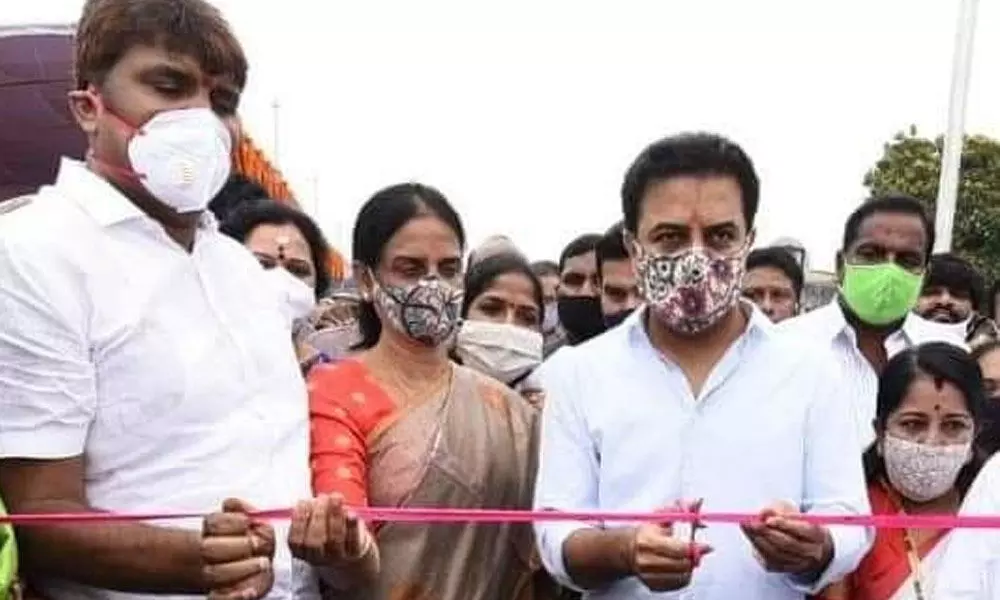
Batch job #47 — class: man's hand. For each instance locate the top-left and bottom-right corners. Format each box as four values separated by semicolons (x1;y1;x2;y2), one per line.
630;522;713;592
741;501;834;578
287;494;371;567
200;499;275;600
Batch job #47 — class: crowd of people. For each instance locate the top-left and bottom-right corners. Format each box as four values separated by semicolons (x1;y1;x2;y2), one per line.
3;0;1000;599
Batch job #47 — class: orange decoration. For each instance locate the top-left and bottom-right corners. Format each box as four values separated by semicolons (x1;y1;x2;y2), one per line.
233;133;347;282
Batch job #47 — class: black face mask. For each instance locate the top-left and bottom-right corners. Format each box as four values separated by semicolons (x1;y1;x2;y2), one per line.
603;308;635;329
558;296;605;345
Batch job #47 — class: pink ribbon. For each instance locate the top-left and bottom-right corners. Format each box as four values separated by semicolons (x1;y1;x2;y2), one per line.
2;506;1000;530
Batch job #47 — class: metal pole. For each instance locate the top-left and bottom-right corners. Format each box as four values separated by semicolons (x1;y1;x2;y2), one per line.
934;0;980;252
271;98;281;165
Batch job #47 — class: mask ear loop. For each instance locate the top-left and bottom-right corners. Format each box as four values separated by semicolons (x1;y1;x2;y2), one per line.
87;92;148;184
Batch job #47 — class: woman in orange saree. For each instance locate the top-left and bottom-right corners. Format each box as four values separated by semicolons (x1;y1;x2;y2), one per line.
304;183;542;599
817;343;988;600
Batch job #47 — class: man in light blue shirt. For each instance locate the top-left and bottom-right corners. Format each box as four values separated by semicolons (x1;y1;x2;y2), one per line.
533;132;873;599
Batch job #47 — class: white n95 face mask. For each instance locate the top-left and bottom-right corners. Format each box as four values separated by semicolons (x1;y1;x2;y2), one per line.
455;320;543;385
263;266;316;323
127;107;232;213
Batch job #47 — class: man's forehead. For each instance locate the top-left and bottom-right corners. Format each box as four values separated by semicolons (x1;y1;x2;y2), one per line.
124;45;241;89
855;212;926;243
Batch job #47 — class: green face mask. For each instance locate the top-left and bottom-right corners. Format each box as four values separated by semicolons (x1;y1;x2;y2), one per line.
840;262;924;326
0;497;16;600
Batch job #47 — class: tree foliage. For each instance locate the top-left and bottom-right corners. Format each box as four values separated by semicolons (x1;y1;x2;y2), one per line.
863;126;1000;284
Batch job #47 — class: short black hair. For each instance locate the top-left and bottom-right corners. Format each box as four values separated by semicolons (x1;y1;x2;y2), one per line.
842;194;935;257
558;233;602;272
595;222;629;281
923;253;985;312
746;247;804;298
531;260;559;279
219;198;332;299
621;132;759;234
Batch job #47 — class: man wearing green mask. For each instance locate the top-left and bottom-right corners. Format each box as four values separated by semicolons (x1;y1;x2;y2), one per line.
780;195;959;449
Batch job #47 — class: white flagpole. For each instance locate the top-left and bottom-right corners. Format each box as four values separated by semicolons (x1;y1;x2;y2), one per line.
271;98;281;165
934;0;980;252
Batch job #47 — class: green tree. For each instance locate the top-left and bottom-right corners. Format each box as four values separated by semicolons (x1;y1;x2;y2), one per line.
863;126;1000;284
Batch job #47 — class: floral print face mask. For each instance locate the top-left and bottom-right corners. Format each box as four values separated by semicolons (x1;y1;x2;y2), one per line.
634;241;750;335
374;275;463;347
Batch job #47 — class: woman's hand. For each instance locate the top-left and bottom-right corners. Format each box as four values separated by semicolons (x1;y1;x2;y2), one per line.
201;498;275;600
287;494;372;567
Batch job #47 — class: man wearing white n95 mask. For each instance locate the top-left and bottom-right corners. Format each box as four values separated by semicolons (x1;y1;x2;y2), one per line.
0;1;328;599
532;132;872;599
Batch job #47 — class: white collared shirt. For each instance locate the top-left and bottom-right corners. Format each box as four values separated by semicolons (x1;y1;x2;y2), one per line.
532;305;872;599
778;301;968;449
934;454;1000;599
0;160;318;600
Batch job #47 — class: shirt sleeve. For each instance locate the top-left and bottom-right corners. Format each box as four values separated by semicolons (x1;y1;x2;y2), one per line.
532;350;601;591
307;366;370;507
934;456;1000;598
786;358;874;593
0;232;96;460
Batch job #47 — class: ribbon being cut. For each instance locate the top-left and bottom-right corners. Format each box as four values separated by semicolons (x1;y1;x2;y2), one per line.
2;505;999;530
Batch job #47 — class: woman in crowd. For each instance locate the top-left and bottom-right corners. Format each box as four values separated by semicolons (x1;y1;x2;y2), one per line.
220;199;349;368
973;340;1000;455
220;198;332;298
302;183;541;599
819;341;988;600
455;252;547;406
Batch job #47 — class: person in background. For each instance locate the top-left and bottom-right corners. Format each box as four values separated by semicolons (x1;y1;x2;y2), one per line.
915;252;998;347
467;234;522;268
533;132;870;598
208;172;270;222
455;252;546;405
742;246;803;323
972;341;1000;456
595;222;641;328
934;452;1000;598
220;198;337;369
818;342;987;600
556;233;605;347
306;183;541;599
532;260;565;356
221;197;332;299
779;195;955;449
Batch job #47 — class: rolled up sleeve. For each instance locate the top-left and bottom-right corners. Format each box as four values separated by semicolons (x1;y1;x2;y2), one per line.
0;233;95;460
532;351;601;590
787;359;873;593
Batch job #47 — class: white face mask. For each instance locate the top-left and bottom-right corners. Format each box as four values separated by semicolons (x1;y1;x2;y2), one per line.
455;320;543;385
263;266;316;323
882;434;972;503
127;107;232;213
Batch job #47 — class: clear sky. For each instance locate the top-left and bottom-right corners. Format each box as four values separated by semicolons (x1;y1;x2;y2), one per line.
7;0;1000;271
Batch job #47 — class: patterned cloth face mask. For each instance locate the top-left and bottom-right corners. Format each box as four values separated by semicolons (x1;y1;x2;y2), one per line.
635;240;750;335
374;274;463;346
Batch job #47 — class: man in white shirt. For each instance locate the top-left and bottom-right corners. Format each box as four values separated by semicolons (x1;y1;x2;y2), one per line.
0;1;322;598
533;132;872;599
779;196;962;448
935;453;1000;598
